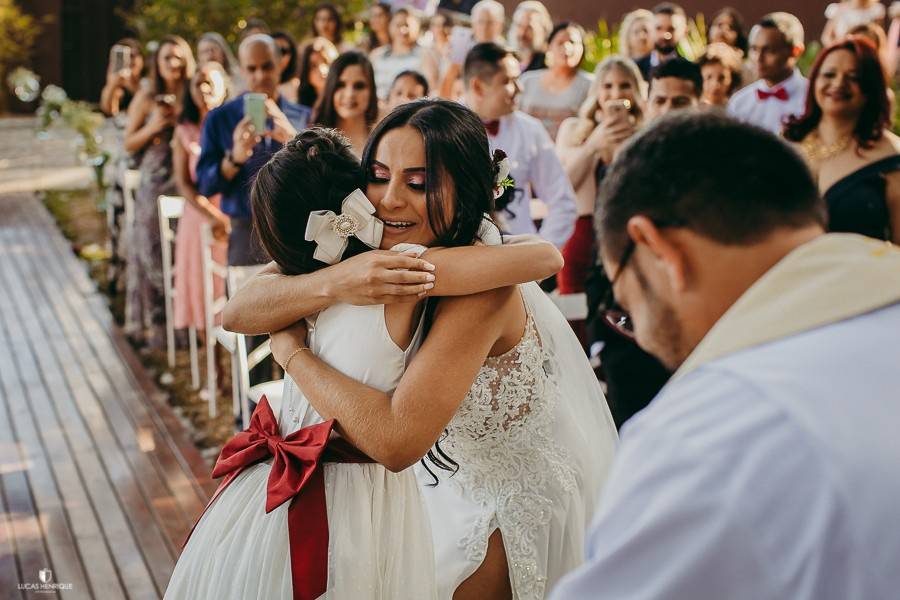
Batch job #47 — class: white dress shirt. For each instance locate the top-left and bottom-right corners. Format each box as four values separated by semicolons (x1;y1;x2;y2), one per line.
727;69;808;135
550;300;900;600
488;111;577;247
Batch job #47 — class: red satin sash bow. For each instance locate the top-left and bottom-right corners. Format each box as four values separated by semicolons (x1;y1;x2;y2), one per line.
757;87;789;101
182;396;373;600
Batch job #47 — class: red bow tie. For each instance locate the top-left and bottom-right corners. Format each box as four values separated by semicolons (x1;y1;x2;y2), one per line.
757;87;789;101
182;396;373;600
483;120;500;136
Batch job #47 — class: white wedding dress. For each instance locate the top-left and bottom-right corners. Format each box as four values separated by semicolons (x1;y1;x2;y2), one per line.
165;300;437;599
416;282;618;600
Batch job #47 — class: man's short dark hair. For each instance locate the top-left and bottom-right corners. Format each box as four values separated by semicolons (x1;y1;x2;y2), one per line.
463;42;514;86
649;57;702;97
598;111;825;259
653;2;686;18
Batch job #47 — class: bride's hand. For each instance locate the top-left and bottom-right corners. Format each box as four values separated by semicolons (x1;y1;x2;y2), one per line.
270;321;309;368
326;250;436;305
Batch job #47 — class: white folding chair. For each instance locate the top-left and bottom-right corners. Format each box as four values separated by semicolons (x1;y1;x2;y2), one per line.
122;169;141;328
227;265;283;429
200;223;230;417
157;194;200;389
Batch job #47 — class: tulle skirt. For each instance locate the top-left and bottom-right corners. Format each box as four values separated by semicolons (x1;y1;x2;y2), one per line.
165;460;438;599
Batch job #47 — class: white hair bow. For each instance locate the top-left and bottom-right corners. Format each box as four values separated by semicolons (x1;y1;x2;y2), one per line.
305;189;384;265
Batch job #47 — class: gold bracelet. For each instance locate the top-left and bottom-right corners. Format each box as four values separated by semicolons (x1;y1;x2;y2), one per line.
283;346;311;371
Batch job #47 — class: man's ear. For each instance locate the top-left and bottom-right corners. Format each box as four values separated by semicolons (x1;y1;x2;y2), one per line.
626;215;689;293
470;76;484;98
791;43;805;59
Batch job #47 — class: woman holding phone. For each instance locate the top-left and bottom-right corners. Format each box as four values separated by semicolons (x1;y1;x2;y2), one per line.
100;38;145;117
555;56;644;297
123;35;196;349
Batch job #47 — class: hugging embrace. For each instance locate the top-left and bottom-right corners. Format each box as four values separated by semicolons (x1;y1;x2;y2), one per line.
164;98;618;600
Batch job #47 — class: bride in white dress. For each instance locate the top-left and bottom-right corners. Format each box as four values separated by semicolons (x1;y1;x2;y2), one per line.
165;110;563;598
239;100;618;600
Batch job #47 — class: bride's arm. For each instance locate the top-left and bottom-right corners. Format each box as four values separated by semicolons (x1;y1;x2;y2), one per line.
222;251;437;334
223;238;562;334
270;287;517;472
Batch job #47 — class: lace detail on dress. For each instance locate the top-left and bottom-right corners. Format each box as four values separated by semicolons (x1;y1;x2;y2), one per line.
443;311;576;600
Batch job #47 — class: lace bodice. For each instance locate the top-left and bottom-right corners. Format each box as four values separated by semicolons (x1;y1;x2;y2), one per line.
442;309;577;599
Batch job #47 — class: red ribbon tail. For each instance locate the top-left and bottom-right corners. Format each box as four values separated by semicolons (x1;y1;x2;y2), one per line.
287;465;330;600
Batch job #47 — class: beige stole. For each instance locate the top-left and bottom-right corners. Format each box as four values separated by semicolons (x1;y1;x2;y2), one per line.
673;234;900;381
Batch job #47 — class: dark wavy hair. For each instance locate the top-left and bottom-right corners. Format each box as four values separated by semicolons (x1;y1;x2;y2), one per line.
272;31;299;83
250;128;367;276
363;99;495;248
313;51;379;129
709;7;748;55
783;38;890;148
312;2;344;44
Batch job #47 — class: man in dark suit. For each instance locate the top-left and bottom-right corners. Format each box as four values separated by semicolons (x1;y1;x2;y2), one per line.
635;2;687;81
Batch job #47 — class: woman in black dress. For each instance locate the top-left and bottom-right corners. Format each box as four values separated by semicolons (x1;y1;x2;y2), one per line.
784;37;900;244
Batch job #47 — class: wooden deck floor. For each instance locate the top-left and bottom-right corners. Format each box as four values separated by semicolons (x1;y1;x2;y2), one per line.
0;192;216;599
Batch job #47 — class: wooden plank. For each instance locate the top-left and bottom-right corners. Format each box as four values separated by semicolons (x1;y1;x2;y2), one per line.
0;475;24;600
2;197;170;597
13;203;203;555
0;262;90;596
26;198;216;506
0;203;128;598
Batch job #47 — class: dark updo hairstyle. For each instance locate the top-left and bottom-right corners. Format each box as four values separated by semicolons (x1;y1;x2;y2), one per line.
251;128;366;276
783;38;890;148
363;98;496;248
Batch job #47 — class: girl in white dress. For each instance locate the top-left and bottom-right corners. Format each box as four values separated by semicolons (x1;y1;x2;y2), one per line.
165;118;563;598
235;99;619;600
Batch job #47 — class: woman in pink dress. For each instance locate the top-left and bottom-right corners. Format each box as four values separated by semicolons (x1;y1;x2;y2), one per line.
173;61;231;330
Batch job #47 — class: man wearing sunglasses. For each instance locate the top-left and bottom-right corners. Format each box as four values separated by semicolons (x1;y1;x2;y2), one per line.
552;112;900;598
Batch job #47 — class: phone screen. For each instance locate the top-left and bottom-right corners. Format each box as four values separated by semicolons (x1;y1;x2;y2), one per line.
243;93;267;132
111;45;131;73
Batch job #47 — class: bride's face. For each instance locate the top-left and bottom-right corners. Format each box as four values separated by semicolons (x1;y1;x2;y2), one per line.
367;125;453;248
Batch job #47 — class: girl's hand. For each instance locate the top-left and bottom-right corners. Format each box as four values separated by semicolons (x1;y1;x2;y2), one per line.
270;321;309;367
326;250;436;305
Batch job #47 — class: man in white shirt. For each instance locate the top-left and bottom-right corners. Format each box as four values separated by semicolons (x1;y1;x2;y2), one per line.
462;42;577;247
727;12;808;134
551;111;900;599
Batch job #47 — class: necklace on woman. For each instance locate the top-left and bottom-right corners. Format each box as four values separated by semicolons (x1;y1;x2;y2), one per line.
802;129;853;163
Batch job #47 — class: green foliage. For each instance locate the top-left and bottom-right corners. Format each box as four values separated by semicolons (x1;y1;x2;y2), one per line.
582;19;619;74
123;0;367;47
0;0;42;111
797;41;823;77
679;13;707;61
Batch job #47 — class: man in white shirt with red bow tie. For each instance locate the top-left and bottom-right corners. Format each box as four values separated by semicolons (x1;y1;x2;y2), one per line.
727;12;808;135
462;42;577;248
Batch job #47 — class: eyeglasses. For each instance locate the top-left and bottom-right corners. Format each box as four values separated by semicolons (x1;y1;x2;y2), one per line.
600;239;636;339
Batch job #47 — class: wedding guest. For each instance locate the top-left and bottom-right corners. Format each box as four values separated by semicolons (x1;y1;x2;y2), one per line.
556;57;644;296
822;0;886;46
463;42;577;247
196;32;242;93
727;12;808;134
645;57;701;120
552;109;900;600
635;3;687;81
311;2;345;48
424;12;453;73
384;69;429;113
438;0;505;98
362;2;392;54
508;1;553;72
370;8;440;100
698;43;743;107
619;9;654;61
240;17;270;39
313;51;379;157
196;34;311;267
100;37;144;117
518;22;592;139
784;38;900;244
297;36;339;109
123;35;195;349
707;6;754;85
173;62;231;334
273;31;300;103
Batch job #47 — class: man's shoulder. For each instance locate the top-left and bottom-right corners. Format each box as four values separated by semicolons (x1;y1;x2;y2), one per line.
206;95;244;126
728;81;761;106
511;110;551;136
